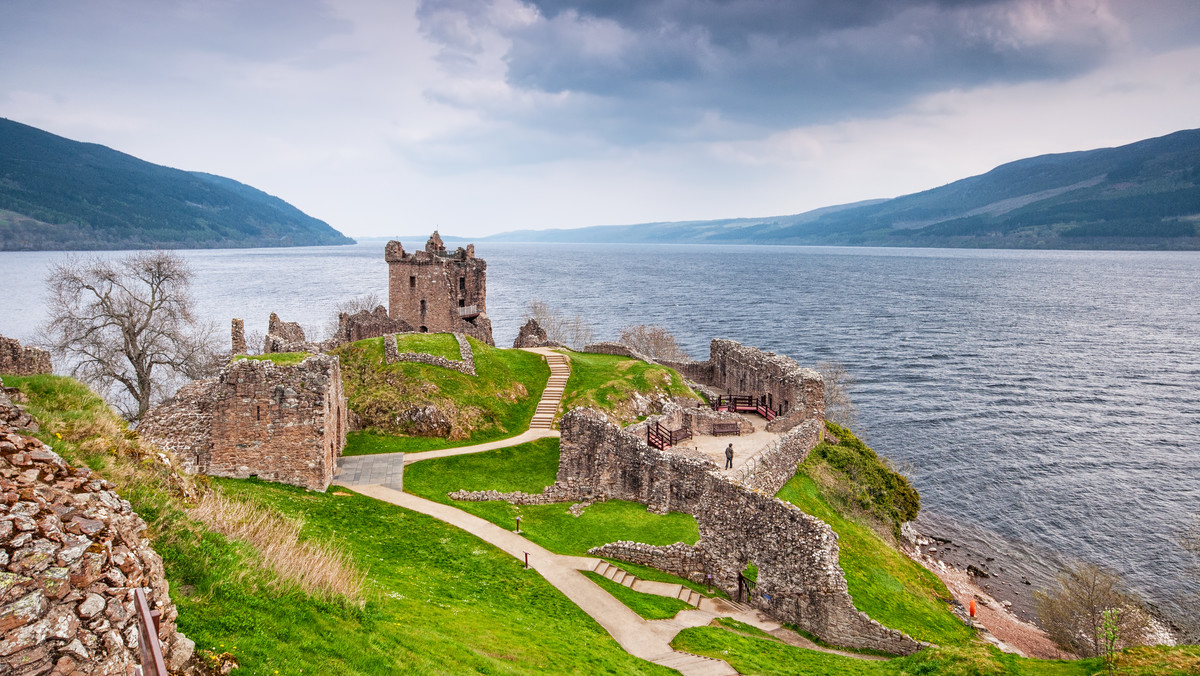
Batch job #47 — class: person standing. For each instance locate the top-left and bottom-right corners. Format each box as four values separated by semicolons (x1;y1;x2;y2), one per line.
725;443;734;469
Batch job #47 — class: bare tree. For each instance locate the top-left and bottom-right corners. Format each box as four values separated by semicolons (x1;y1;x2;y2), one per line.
617;324;689;361
1034;562;1149;658
523;300;594;349
815;361;858;428
42;251;218;420
322;292;383;341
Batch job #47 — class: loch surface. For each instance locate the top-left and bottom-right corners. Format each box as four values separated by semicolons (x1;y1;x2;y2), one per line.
3;241;1198;620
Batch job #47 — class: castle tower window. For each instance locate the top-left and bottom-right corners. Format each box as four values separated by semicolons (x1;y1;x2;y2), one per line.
410;275;416;288
459;299;465;307
420;326;427;333
420;299;426;316
459;276;465;292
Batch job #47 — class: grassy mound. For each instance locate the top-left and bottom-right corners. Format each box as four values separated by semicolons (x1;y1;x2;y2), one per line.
558;350;700;426
403;438;700;556
818;422;920;533
332;334;549;455
3;375;674;675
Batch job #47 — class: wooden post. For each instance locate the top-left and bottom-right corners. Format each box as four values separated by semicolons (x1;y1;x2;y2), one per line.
134;588;168;676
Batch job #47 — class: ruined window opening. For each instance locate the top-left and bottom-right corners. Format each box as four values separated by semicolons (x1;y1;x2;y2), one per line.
420;299;426;315
419;326;428;333
459;276;465;292
409;275;416;288
256;405;260;421
458;299;465;307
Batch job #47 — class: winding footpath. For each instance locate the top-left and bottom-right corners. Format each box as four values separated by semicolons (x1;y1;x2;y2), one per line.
335;347;881;674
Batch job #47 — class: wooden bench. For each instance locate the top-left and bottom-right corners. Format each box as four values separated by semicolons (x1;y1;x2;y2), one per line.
712;422;740;436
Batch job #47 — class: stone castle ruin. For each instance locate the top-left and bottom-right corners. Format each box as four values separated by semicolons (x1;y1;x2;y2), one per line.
0;336;52;376
660;339;825;433
385;232;494;345
140;355;347;492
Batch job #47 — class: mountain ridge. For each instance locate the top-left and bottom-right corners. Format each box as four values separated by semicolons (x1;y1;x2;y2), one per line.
485;129;1200;250
0;118;354;251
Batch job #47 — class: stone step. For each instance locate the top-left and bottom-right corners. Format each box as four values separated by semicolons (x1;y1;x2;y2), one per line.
651;652;737;675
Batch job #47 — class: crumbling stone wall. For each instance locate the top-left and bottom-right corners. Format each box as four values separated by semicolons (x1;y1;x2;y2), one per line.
0;406;193;673
661;339;824;432
580;341;656;363
385;234;494;345
140;355;347;492
731;419;823;494
512;319;548;349
262;312;322;354
327;306;413;349
551;408;923;655
231;318;247;355
0;337;52;376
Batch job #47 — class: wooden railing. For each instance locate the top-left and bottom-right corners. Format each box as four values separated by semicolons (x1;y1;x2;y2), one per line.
710;394;778;421
457;304;479;318
134;588;167;676
647;421;692;450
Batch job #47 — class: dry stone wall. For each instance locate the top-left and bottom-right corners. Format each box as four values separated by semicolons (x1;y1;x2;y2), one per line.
0;404;193;674
140;355;347;492
731;419;823;494
550;408;923;655
384;333;476;376
0;337;52;377
580;342;656;363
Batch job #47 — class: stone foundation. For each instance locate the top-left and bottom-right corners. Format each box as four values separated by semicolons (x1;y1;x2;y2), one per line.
327;306;413;349
140;355;347;492
0;336;52;376
384;333;476;375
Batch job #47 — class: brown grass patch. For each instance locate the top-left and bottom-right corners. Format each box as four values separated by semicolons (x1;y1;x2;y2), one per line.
188;491;368;606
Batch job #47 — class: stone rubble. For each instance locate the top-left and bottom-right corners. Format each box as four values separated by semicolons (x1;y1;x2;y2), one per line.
0;390;193;675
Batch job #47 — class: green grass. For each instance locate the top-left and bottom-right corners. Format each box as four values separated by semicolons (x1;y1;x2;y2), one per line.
334;335;548;454
231;352;311;366
394;333;461;361
3;375;674;675
672;624;1200;675
602;559;729;600
403;439;700;557
581;571;693;620
558;350;700;426
776;471;974;647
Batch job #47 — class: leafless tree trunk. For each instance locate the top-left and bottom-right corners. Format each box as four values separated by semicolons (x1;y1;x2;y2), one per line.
1033;562;1149;657
617;324;689;361
42;251;218;420
816;361;858;428
523;300;594;349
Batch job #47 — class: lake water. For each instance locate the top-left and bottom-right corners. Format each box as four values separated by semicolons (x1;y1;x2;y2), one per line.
2;241;1198;624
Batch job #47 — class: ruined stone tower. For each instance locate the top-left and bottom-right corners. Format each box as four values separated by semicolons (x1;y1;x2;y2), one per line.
385;232;494;345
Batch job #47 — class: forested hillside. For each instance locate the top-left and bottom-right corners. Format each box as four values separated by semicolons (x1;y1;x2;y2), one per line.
0;118;354;250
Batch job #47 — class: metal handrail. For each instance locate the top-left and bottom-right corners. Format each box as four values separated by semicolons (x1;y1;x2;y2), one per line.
134;588;167;676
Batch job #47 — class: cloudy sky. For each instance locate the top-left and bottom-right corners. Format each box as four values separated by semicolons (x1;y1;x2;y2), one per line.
3;0;1199;238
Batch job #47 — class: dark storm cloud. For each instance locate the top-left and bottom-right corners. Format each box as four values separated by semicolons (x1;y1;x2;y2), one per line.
416;0;1200;136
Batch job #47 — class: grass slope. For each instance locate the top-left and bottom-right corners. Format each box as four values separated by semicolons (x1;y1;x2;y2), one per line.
403;438;700;556
777;472;972;647
334;335;548;455
673;624;1200;675
3;375;673;675
581;571;693;620
231;352;312;366
558;350;700;426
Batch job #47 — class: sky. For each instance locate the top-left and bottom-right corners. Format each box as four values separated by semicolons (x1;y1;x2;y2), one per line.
2;0;1200;238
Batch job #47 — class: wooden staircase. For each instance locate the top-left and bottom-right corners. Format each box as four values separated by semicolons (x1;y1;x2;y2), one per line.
529;353;570;429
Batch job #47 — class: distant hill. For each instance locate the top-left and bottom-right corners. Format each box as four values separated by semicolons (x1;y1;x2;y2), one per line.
0;118;354;250
487;129;1200;250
